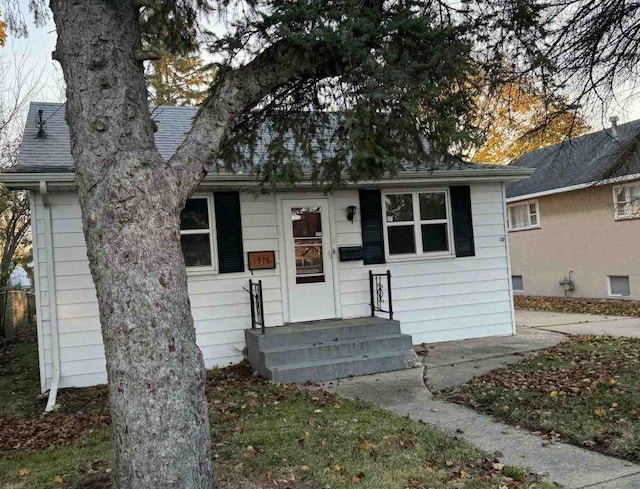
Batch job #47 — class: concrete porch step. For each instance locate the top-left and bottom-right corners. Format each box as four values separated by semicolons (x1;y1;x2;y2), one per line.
260;333;413;367
245;316;417;384
268;349;418;384
246;316;402;349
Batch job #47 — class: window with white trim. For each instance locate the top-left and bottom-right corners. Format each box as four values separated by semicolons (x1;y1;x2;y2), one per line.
383;190;452;258
507;200;539;231
180;196;216;269
608;275;630;297
613;183;640;220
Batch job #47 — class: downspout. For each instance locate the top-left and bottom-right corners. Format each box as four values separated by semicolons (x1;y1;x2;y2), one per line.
501;182;518;336
40;181;61;412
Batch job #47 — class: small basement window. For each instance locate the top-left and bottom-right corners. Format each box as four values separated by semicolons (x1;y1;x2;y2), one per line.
180;196;216;269
613;183;640;220
512;275;524;292
508;200;540;231
608;275;630;297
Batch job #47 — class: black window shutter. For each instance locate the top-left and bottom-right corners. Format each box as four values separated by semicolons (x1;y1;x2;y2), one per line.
450;186;475;257
359;189;385;264
214;191;245;273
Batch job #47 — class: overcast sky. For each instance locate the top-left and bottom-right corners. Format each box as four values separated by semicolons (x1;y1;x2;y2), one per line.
5;2;640;135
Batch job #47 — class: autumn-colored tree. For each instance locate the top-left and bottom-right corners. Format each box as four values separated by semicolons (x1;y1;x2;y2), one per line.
471;83;591;165
146;55;215;106
0;11;6;46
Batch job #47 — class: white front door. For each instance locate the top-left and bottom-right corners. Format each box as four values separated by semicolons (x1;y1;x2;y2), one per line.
283;199;337;323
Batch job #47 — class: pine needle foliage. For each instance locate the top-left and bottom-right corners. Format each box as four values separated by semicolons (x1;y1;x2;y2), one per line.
7;0;635;185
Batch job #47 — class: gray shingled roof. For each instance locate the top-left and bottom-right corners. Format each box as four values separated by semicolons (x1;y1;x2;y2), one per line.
16;102;198;170
15;101;525;177
507;119;640;198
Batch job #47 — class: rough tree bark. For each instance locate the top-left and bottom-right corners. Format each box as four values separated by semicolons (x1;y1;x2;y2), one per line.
50;2;215;487
49;1;345;487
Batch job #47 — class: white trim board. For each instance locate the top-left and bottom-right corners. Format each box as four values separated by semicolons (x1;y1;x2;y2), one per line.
0;168;534;190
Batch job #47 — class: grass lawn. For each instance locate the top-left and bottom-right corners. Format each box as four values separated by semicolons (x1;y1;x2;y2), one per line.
514;295;640;317
0;327;557;489
445;336;640;462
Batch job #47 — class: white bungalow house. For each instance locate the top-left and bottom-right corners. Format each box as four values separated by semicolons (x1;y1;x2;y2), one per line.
1;102;532;394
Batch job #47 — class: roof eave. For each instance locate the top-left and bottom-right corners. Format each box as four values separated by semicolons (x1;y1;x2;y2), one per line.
0;167;533;190
0;172;76;190
506;172;640;202
202;168;534;188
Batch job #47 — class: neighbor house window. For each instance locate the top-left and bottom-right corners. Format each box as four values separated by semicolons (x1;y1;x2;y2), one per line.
383;190;452;258
507;200;539;231
608;275;630;297
180;196;215;269
613;183;640;220
512;275;524;292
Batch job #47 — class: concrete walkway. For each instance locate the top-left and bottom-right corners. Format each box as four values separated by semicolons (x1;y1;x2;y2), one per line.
324;311;640;488
323;368;640;488
423;325;565;390
516;310;640;338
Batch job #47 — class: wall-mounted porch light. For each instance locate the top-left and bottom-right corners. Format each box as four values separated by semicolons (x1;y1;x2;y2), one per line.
347;205;357;223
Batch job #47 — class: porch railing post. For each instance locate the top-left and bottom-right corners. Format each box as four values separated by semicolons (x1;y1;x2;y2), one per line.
369;270;375;317
258;279;265;335
386;270;393;320
248;279;256;330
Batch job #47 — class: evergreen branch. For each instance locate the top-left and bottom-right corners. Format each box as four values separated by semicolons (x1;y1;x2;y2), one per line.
167;39;347;199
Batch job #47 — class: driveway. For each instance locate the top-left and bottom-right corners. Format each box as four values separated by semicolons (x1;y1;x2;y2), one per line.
424;309;640;391
517;309;640;337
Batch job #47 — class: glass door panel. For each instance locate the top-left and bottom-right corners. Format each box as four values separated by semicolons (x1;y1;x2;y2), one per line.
291;207;325;284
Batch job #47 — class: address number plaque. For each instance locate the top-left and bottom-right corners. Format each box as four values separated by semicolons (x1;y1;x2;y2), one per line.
248;251;276;270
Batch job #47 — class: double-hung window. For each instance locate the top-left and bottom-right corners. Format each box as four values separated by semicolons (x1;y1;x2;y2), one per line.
383;190;452;259
180;196;216;270
507;200;539;231
613;183;640;220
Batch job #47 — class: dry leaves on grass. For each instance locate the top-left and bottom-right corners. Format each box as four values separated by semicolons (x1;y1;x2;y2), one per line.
455;337;639;399
0;385;111;452
0;411;111;451
0;362;327;454
446;336;640;461
514;295;640;317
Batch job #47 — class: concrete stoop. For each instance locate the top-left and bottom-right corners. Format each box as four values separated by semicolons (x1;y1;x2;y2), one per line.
245;317;417;383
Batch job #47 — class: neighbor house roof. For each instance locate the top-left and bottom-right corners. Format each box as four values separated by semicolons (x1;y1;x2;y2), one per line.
507;119;640;200
2;101;532;188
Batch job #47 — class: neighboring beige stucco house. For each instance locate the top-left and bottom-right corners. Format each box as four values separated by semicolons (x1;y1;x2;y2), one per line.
507;118;640;301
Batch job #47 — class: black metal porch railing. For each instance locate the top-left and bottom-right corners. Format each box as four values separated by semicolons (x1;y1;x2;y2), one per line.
245;279;265;334
369;270;393;320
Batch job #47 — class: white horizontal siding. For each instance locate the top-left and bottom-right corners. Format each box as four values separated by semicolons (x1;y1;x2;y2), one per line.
35;190;284;391
33;183;513;392
334;183;514;343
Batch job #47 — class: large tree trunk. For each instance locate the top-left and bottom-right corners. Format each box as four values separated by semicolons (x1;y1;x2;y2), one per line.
49;1;349;486
50;1;215;487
